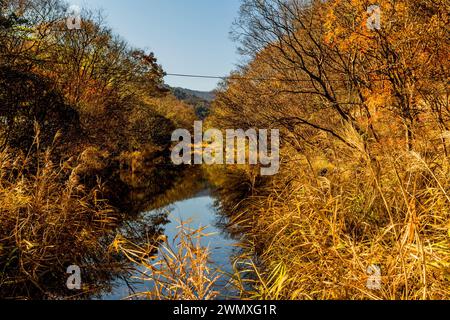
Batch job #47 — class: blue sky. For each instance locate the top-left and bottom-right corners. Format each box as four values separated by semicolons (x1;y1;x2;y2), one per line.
71;0;242;91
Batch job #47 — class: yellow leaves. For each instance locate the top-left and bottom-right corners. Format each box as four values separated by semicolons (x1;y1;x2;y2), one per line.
322;2;379;53
365;92;389;109
323;32;335;46
393;2;408;17
345;32;372;53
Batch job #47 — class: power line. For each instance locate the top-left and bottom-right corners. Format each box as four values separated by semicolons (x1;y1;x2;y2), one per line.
164;73;448;83
165;73;227;80
165;73;344;82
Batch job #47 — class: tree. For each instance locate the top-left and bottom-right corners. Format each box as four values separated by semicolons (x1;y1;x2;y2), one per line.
226;0;449;152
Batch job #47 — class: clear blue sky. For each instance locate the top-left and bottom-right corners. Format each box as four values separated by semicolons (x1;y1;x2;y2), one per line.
71;0;242;91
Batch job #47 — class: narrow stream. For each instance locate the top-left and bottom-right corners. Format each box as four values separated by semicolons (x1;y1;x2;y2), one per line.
101;187;239;300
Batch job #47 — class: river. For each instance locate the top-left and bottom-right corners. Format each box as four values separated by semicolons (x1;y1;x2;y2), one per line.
101;183;239;300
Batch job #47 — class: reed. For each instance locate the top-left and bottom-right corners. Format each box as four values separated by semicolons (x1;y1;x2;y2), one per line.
112;220;221;300
216;129;450;300
0;135;119;298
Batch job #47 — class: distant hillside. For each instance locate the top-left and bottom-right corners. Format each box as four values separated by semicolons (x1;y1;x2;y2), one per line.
169;87;215;119
171;87;215;102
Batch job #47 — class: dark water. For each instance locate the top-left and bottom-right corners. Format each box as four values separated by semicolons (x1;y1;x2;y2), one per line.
101;187;239;300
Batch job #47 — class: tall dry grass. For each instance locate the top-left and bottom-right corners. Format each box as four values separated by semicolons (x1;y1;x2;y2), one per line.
217;126;450;300
112;221;221;300
0;134;120;298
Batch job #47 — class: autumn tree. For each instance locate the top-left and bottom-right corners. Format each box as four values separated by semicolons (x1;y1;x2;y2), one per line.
225;0;449;153
323;0;449;150
1;0;175;156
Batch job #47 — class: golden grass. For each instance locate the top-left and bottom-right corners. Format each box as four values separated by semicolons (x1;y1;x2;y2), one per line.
0;138;119;298
214;128;450;300
112;220;221;300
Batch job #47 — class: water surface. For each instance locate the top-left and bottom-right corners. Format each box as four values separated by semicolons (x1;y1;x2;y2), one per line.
101;187;238;300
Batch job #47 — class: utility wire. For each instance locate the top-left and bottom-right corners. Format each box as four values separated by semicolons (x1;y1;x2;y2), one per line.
165;73;357;82
165;73;227;80
165;73;448;83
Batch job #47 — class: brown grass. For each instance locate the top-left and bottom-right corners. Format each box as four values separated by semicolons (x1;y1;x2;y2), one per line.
213;126;450;300
0;134;119;298
112;220;221;300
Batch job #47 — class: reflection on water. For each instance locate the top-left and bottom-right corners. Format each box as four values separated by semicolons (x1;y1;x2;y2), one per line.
102;187;239;300
0;164;240;300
